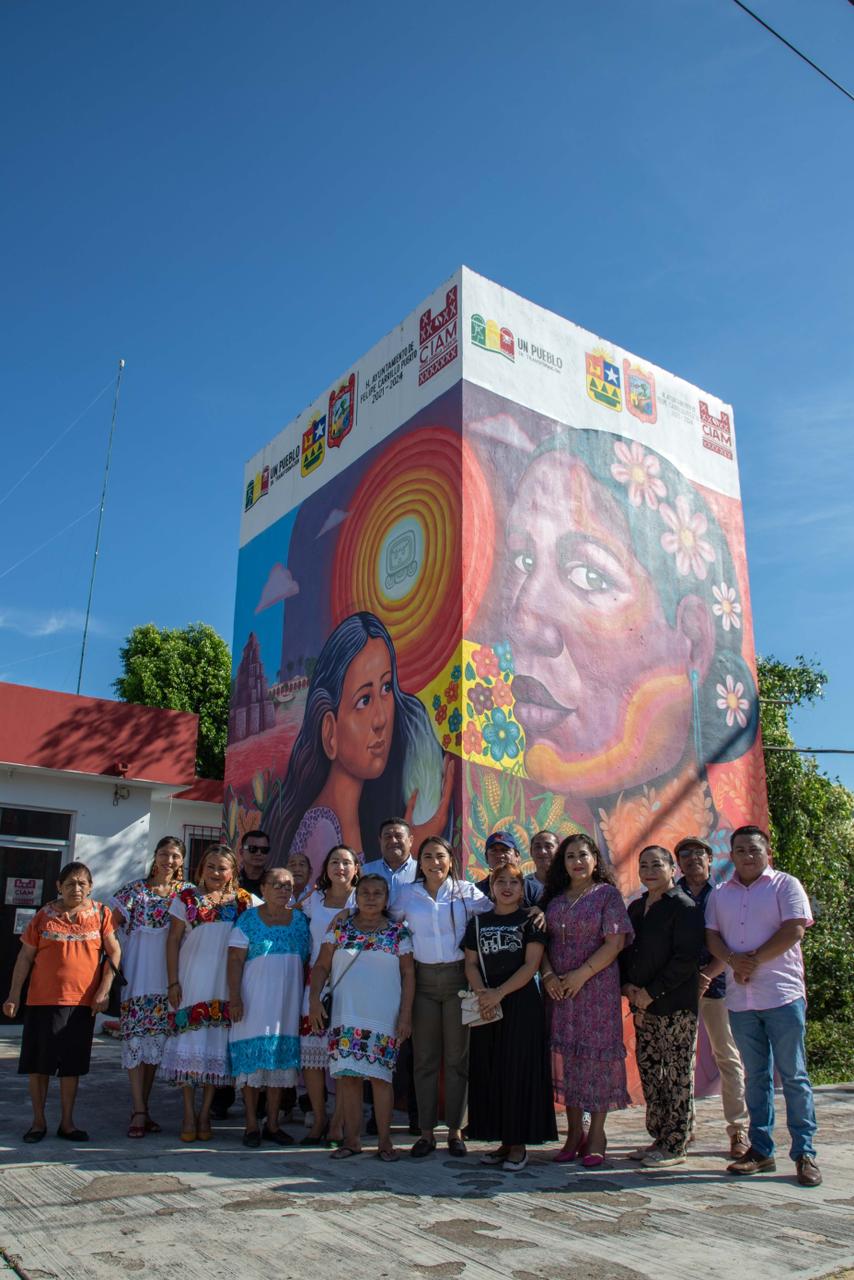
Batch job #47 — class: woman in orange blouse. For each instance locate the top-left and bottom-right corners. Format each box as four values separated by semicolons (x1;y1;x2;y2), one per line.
2;861;120;1143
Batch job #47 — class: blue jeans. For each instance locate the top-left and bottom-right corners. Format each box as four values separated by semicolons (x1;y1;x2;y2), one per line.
728;998;816;1160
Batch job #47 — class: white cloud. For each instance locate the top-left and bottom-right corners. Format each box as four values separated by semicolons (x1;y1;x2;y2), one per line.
255;563;299;613
316;508;349;537
0;607;108;639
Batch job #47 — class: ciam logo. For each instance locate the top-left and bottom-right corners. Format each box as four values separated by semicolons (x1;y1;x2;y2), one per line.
328;373;356;449
419;286;458;386
699;400;733;460
471;314;515;361
301;412;326;477
244;465;269;512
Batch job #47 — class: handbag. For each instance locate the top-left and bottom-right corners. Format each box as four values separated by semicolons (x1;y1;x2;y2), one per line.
459;916;503;1029
320;937;365;1023
98;903;127;1018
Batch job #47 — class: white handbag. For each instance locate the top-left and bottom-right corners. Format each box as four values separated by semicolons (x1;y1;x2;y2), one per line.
459;916;503;1028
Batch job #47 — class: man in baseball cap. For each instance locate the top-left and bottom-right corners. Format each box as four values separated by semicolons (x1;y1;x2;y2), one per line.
477;830;541;907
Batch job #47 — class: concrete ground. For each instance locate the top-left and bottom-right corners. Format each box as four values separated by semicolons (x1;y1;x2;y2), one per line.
1;1029;853;1280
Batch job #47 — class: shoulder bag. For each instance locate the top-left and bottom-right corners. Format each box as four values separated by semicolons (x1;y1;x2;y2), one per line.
459;916;503;1028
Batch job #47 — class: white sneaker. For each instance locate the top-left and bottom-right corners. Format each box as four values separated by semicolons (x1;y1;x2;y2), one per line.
628;1144;656;1160
503;1153;529;1172
641;1148;686;1168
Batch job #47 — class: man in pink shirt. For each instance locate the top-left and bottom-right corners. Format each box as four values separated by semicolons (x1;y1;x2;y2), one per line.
705;825;820;1187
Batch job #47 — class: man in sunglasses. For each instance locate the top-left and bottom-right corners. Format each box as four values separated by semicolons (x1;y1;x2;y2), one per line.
239;830;272;895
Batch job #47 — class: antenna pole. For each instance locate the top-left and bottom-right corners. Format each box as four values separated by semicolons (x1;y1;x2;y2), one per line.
77;358;125;695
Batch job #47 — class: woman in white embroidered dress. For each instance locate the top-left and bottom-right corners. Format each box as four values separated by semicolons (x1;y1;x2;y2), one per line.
111;835;189;1138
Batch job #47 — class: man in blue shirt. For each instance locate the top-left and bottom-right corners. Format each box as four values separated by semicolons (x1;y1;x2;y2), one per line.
361;817;418;892
523;829;559;903
675;835;749;1159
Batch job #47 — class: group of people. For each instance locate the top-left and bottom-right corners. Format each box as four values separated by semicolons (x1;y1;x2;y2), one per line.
4;819;822;1186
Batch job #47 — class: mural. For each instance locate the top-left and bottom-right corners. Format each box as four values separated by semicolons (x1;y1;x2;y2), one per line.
226;269;767;894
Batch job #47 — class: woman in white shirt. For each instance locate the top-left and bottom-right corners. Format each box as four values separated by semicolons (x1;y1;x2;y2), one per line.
391;836;491;1158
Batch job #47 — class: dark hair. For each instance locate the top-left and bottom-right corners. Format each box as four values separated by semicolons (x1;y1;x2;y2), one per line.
194;842;238;885
356;872;391;916
260;864;293;889
315;844;360;894
57;861;93;886
415;835;458;881
490;863;525;896
532;830;559;846
379;816;411;835
730;825;770;850
269;612;447;860
148;836;186;883
638;844;675;867
541;833;616;908
241;828;271;850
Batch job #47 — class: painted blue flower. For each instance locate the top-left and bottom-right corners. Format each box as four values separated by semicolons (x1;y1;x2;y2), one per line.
481;707;521;763
451;664;462;681
432;693;442;710
448;708;462;733
493;640;514;674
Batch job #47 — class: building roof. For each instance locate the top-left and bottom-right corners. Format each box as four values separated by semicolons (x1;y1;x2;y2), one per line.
173;777;224;804
0;681;200;785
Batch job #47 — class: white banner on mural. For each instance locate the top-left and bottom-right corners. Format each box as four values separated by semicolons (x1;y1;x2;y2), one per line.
460;267;739;500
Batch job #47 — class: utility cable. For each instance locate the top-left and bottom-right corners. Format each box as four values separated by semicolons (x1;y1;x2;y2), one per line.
0;503;99;582
0;376;114;510
731;0;854;105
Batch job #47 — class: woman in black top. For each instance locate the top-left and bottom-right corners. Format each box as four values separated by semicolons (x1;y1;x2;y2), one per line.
619;844;704;1169
462;865;557;1172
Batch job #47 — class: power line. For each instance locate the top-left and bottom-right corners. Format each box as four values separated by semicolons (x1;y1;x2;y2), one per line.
730;0;854;105
0;376;115;511
763;746;854;755
0;642;81;673
0;504;100;582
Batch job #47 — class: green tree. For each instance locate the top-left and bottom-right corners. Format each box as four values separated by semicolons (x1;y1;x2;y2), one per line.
758;654;854;1080
113;622;231;780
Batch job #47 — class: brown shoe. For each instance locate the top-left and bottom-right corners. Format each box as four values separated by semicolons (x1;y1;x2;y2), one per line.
727;1146;776;1176
729;1129;750;1160
796;1155;822;1187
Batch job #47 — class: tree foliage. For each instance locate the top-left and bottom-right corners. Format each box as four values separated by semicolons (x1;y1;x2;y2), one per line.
113;623;231;780
758;654;854;1078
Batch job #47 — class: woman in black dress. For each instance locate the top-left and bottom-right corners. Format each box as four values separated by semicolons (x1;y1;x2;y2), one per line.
462;864;557;1171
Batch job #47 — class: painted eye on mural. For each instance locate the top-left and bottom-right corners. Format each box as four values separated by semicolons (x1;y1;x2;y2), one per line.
512;550;535;575
564;564;611;593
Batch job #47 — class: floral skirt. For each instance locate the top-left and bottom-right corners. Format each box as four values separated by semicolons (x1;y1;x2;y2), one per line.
160;1001;233;1086
328;1024;400;1084
120;992;170;1070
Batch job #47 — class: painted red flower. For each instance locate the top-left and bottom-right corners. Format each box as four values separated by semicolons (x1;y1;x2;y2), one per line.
493;680;513;708
462;722;483;755
472;646;499;679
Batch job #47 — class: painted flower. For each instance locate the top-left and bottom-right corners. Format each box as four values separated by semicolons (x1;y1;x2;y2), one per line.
470;683;494;715
451;664;462;681
493;680;513;708
716;675;750;729
493;640;514;673
442;732;452;748
472;645;499;679
432;693;441;711
712;581;742;631
448;708;462;733
435;704;447;725
611;440;667;510
482;708;522;762
462;722;483;755
444;680;459;703
659;495;716;579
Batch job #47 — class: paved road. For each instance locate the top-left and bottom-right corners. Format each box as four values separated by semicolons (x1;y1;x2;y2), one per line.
1;1032;853;1280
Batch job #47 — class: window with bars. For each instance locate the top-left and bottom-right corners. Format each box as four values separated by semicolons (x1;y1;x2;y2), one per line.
183;824;224;874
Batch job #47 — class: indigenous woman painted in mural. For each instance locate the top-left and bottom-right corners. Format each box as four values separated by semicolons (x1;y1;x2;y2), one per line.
268;611;454;875
467;401;759;885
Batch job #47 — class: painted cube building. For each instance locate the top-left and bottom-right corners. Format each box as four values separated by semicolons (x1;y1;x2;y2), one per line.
226;268;767;893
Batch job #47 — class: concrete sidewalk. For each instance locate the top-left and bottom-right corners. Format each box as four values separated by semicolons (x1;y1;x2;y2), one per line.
1;1032;853;1280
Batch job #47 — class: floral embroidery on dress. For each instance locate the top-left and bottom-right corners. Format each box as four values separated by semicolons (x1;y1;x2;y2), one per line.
179;886;253;927
121;992;169;1039
239;907;310;961
38;901;106;943
328;1026;399;1068
169;998;233;1033
330;918;411;957
113;880;190;931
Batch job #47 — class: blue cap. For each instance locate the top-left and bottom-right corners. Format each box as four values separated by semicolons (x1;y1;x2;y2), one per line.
485;830;521;856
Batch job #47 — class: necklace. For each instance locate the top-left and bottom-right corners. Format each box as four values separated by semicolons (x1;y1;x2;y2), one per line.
560;884;594;943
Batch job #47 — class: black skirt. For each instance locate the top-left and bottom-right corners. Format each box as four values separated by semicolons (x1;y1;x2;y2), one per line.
18;1005;96;1077
467;981;558;1146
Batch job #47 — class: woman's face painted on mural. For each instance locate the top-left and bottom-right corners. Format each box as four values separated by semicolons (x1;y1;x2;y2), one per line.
321;637;395;781
505;451;713;795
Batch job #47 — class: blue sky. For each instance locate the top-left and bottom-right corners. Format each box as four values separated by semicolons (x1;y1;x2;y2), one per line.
2;0;853;791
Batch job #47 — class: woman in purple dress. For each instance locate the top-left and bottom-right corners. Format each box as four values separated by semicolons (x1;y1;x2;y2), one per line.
542;834;633;1167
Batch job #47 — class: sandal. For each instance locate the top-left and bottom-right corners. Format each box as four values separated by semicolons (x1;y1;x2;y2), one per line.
410;1137;437;1158
180;1121;197;1143
330;1145;362;1159
376;1147;400;1163
144;1113;162;1134
128;1111;147;1139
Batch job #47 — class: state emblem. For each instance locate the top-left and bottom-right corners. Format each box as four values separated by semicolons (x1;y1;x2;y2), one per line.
301;413;326;477
328;374;356;449
623;360;657;424
586;351;622;412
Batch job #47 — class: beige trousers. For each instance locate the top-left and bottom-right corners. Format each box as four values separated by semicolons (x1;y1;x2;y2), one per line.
700;994;749;1135
411;960;469;1132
